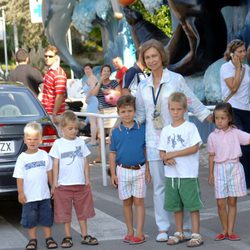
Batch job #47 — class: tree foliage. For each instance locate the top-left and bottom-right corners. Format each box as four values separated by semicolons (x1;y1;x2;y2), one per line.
1;0;46;50
131;0;172;37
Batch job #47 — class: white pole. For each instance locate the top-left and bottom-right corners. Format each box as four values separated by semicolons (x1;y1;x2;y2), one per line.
13;20;19;53
2;8;8;76
67;28;74;79
98;117;108;186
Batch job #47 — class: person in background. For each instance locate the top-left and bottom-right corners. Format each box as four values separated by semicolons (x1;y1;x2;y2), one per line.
41;45;67;128
13;121;58;250
91;64;121;164
207;102;249;241
122;48;147;96
82;63;99;146
8;48;44;96
159;92;204;247
136;39;211;242
110;95;151;245
50;111;98;248
220;39;250;193
112;56;127;89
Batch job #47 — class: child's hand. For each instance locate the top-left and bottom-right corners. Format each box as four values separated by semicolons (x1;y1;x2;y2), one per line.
145;170;151;184
111;175;118;188
164;158;176;166
165;152;176;160
85;178;91;186
18;192;27;204
208;175;214;185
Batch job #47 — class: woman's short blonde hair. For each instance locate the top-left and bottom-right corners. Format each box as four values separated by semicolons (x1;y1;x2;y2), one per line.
224;39;245;61
140;39;169;68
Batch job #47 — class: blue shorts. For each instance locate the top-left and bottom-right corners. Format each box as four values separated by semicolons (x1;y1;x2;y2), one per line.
21;199;53;228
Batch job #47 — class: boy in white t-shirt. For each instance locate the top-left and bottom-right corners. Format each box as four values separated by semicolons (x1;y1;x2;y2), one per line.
13;121;57;250
49;111;98;248
158;92;204;247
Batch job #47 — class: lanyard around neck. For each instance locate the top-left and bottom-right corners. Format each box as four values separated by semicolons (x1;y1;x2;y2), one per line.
151;84;163;106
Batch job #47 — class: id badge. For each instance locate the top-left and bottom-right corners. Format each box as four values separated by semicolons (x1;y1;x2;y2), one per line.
152;108;163;129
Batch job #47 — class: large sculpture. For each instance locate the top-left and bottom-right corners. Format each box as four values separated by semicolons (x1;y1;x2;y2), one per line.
42;0;250;79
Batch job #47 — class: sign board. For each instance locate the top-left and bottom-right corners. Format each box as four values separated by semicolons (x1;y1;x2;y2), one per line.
29;0;42;23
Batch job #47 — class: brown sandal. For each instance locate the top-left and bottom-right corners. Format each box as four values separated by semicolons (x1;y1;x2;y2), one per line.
45;237;58;249
26;239;37;250
61;237;73;248
81;235;99;245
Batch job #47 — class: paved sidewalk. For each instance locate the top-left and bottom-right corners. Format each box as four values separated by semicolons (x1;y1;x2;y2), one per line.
85;139;250;250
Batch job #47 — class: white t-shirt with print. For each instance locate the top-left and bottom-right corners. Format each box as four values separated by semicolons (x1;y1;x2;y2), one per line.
13;149;52;202
158;121;202;178
49;137;90;185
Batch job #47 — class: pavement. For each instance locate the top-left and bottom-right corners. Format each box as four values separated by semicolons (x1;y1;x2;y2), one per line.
85;138;250;250
0;137;249;250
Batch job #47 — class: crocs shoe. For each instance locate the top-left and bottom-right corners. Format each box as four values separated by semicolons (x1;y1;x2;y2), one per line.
156;232;168;242
129;235;146;245
215;233;228;241
123;235;133;243
228;234;240;241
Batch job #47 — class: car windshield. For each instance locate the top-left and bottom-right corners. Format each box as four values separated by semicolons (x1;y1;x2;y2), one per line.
0;91;42;120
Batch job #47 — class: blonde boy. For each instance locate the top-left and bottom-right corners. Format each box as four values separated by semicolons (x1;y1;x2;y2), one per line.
13;121;57;250
158;92;204;247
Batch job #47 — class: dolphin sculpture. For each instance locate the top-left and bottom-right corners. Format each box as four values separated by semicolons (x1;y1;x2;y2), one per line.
42;0;83;77
42;0;250;77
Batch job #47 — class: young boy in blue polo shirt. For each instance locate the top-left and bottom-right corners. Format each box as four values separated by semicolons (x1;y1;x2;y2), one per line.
109;95;151;245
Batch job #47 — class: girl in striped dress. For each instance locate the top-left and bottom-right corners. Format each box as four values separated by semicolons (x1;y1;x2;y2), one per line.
207;102;250;242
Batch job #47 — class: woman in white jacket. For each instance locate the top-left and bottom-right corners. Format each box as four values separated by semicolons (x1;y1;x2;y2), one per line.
136;39;211;242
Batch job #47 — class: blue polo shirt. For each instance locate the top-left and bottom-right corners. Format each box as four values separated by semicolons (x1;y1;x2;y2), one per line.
110;122;146;166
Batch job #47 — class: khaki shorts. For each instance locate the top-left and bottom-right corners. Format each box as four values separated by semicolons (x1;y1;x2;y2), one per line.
164;177;204;212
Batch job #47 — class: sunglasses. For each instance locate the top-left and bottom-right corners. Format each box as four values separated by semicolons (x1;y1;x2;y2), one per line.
44;55;55;58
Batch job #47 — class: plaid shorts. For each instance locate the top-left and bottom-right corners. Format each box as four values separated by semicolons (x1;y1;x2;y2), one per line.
214;162;247;199
116;164;146;200
54;184;95;223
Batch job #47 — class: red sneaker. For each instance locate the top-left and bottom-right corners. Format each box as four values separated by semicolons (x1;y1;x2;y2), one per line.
228;234;240;241
215;233;228;241
123;235;133;243
129;235;146;245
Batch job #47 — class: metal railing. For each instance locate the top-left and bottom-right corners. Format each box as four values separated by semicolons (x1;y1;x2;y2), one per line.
75;112;119;186
75;106;215;187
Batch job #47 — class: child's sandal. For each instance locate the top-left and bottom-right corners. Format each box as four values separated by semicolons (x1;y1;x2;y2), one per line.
45;237;58;249
167;232;187;245
81;235;99;245
61;237;73;248
26;239;37;250
187;233;204;247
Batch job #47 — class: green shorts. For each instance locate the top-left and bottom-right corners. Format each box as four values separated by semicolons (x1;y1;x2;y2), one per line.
164;177;204;212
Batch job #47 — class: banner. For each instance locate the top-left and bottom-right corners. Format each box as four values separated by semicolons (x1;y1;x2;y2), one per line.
29;0;42;23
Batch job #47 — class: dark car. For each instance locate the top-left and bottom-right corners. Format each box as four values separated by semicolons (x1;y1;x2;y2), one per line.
0;82;58;197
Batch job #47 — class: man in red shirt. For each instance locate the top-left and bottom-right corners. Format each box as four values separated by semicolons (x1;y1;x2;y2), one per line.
112;57;127;89
41;45;67;127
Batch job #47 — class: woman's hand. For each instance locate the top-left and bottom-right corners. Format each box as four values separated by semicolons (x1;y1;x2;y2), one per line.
231;54;241;69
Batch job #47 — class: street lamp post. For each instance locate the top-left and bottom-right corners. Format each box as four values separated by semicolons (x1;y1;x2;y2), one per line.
0;7;8;76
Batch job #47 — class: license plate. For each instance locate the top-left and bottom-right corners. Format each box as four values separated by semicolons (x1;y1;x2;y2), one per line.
0;141;15;154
